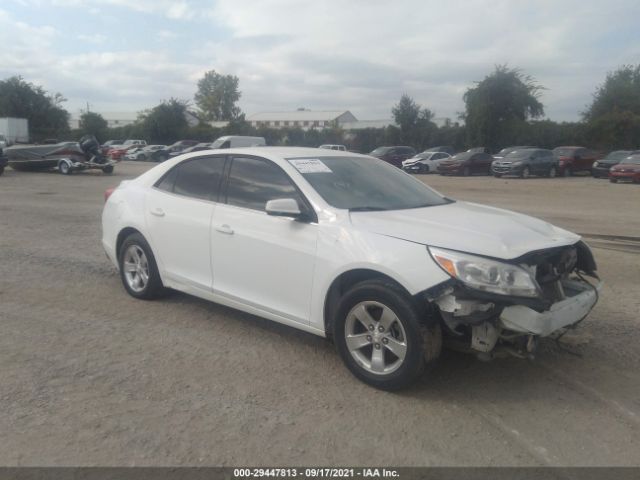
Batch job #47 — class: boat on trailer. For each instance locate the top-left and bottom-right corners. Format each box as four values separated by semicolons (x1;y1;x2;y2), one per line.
6;136;117;174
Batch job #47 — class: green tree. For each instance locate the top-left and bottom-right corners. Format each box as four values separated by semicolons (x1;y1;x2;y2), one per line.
463;65;544;151
194;70;242;121
0;76;70;140
139;98;189;144
391;94;437;149
79;111;108;142
583;65;640;148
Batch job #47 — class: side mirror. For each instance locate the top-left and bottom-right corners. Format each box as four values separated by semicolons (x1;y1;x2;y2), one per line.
265;198;303;218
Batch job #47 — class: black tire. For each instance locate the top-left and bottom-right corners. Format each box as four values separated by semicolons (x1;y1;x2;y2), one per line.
118;233;166;300
0;166;4;176
548;166;557;178
609;178;617;183
157;154;168;162
493;174;502;178
103;165;114;174
333;279;441;391
136;154;145;161
520;166;530;179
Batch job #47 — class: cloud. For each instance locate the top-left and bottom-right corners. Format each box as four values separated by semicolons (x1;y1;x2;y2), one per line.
2;0;640;121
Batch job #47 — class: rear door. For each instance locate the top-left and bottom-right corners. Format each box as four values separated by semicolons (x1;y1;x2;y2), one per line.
211;155;318;324
145;155;226;290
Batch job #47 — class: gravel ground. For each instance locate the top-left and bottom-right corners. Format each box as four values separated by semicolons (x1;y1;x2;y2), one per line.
0;162;639;466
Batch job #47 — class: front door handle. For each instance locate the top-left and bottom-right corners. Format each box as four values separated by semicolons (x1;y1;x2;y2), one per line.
150;208;165;217
215;224;234;235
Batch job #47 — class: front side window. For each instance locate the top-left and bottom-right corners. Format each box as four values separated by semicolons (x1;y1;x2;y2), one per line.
226;156;302;211
156;156;226;201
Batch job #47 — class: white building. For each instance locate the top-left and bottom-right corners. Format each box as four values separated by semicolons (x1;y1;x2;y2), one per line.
247;110;358;130
69;110;200;129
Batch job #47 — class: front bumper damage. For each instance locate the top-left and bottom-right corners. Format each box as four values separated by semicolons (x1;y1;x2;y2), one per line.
427;242;601;359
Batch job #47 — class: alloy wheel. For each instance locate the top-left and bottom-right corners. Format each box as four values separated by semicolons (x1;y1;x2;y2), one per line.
344;301;408;375
123;245;149;293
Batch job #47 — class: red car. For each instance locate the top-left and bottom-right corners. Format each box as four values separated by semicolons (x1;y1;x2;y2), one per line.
437;151;493;176
108;144;145;160
552;146;601;176
609;155;640;183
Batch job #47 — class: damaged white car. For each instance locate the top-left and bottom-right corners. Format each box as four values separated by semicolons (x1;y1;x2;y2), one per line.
102;148;600;390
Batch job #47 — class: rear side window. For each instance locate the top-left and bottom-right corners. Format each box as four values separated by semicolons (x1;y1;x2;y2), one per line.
225;156;302;211
156;156;226;201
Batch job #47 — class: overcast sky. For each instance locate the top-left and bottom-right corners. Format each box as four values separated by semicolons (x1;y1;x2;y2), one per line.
1;0;639;121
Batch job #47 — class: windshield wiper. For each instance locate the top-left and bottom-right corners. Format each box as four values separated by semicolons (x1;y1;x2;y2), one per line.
348;206;389;212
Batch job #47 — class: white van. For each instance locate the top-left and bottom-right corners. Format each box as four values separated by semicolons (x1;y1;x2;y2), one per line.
211;136;266;149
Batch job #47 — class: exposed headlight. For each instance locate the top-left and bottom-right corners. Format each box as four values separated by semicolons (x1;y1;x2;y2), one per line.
593;161;599;167
428;247;541;298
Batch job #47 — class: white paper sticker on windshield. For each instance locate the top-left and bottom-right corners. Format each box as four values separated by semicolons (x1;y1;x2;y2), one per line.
289;158;333;173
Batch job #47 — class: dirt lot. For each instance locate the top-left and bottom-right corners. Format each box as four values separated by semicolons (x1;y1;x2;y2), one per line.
1;162;639;466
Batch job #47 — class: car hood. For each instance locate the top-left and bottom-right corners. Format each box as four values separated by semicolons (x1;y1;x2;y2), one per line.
349;201;580;260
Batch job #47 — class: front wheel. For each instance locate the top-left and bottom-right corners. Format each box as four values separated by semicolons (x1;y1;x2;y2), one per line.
118;233;167;300
521;166;531;179
102;165;114;174
333;280;441;391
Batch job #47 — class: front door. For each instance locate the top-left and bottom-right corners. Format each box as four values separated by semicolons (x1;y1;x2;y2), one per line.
212;155;318;324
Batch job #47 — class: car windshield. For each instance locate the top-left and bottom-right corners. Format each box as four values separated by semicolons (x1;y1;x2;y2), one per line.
450;152;473;162
605;151;631;161
288;156;450;211
505;150;534;159
553;148;576;157
620;156;640;165
369;147;392;156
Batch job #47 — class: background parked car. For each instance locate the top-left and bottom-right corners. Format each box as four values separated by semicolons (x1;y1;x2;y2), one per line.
319;144;347;151
493;146;536;161
131;145;167;161
101;140;123;155
437;151;493;176
123;146;147;160
609;154;640;183
402;151;452;173
108;144;144;161
423;145;455;155
592;150;637;178
150;140;199;162
369;146;416;167
492;148;557;178
467;147;491;154
169;142;212;158
552;146;601;176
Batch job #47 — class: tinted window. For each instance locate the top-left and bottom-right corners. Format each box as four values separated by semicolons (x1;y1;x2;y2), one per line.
157;156;225;201
226;157;301;211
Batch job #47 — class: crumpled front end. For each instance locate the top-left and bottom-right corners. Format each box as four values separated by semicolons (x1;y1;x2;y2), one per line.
427;241;601;359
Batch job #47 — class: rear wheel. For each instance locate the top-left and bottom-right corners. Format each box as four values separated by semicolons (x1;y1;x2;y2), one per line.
118;233;166;300
333;280;441;391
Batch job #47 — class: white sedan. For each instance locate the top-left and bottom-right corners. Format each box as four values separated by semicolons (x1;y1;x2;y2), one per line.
402;151;452;173
102;147;600;390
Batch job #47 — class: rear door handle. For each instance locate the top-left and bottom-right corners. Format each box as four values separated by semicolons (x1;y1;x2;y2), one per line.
150;208;165;217
215;224;234;235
